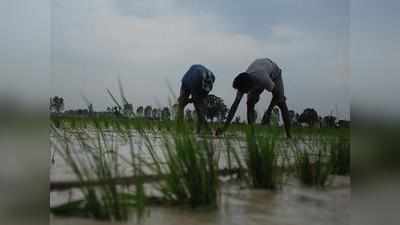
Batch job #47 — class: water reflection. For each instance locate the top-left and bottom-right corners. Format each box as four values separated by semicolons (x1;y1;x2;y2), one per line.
51;177;350;225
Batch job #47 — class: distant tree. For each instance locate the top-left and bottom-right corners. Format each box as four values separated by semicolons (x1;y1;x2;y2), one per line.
323;115;337;128
75;108;89;115
50;96;64;113
136;106;144;117
144;105;152;118
298;108;319;127
157;108;161;120
88;104;94;115
152;108;161;120
206;94;228;122
171;103;179;120
123;103;134;117
161;107;171;120
318;116;323;128
338;120;350;128
113;106;121;117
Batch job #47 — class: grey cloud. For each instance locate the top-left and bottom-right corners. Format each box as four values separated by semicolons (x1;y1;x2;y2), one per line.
50;0;349;118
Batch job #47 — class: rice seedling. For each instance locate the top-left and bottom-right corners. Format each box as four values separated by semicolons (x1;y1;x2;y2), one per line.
134;122;219;208
50;110;350;223
116;118;147;219
222;136;246;180
244;126;285;189
330;135;350;175
50;117;145;221
292;135;335;187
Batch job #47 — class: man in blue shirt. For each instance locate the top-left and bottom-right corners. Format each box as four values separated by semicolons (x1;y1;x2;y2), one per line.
178;64;215;133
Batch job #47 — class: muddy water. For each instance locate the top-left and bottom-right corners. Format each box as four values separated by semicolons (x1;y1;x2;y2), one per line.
50;131;349;225
51;176;350;225
50;132;247;181
50;131;304;182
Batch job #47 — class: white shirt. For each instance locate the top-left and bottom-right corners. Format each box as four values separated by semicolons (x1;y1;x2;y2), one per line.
246;58;279;92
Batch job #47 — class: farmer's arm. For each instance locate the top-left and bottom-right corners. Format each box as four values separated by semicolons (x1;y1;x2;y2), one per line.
218;91;243;134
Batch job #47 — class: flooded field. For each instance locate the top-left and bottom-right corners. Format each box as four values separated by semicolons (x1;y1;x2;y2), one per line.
51;130;245;182
50;118;350;225
51;176;350;225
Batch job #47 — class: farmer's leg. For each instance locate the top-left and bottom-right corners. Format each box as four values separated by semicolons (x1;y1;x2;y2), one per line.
273;71;291;138
277;100;291;138
247;89;262;124
177;87;191;122
261;97;278;125
193;96;208;133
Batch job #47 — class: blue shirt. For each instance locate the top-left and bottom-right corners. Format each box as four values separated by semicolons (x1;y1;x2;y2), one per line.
182;64;215;97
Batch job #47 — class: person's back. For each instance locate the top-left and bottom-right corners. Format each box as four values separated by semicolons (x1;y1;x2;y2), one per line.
178;64;215;133
182;64;215;98
246;58;280;92
216;57;291;138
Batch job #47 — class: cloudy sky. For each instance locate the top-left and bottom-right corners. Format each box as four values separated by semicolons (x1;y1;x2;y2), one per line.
351;0;400;119
3;0;400;120
50;0;351;119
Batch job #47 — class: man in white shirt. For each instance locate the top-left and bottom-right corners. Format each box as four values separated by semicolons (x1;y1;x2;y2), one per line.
217;58;291;138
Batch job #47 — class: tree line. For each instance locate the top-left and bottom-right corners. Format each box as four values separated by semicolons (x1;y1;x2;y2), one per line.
50;95;349;128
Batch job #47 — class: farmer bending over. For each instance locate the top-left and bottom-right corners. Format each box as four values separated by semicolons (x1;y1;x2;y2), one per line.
178;64;215;133
216;58;291;138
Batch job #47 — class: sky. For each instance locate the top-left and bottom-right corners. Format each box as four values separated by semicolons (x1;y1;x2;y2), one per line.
47;0;354;120
2;0;399;121
0;0;359;120
49;0;352;119
351;0;400;120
